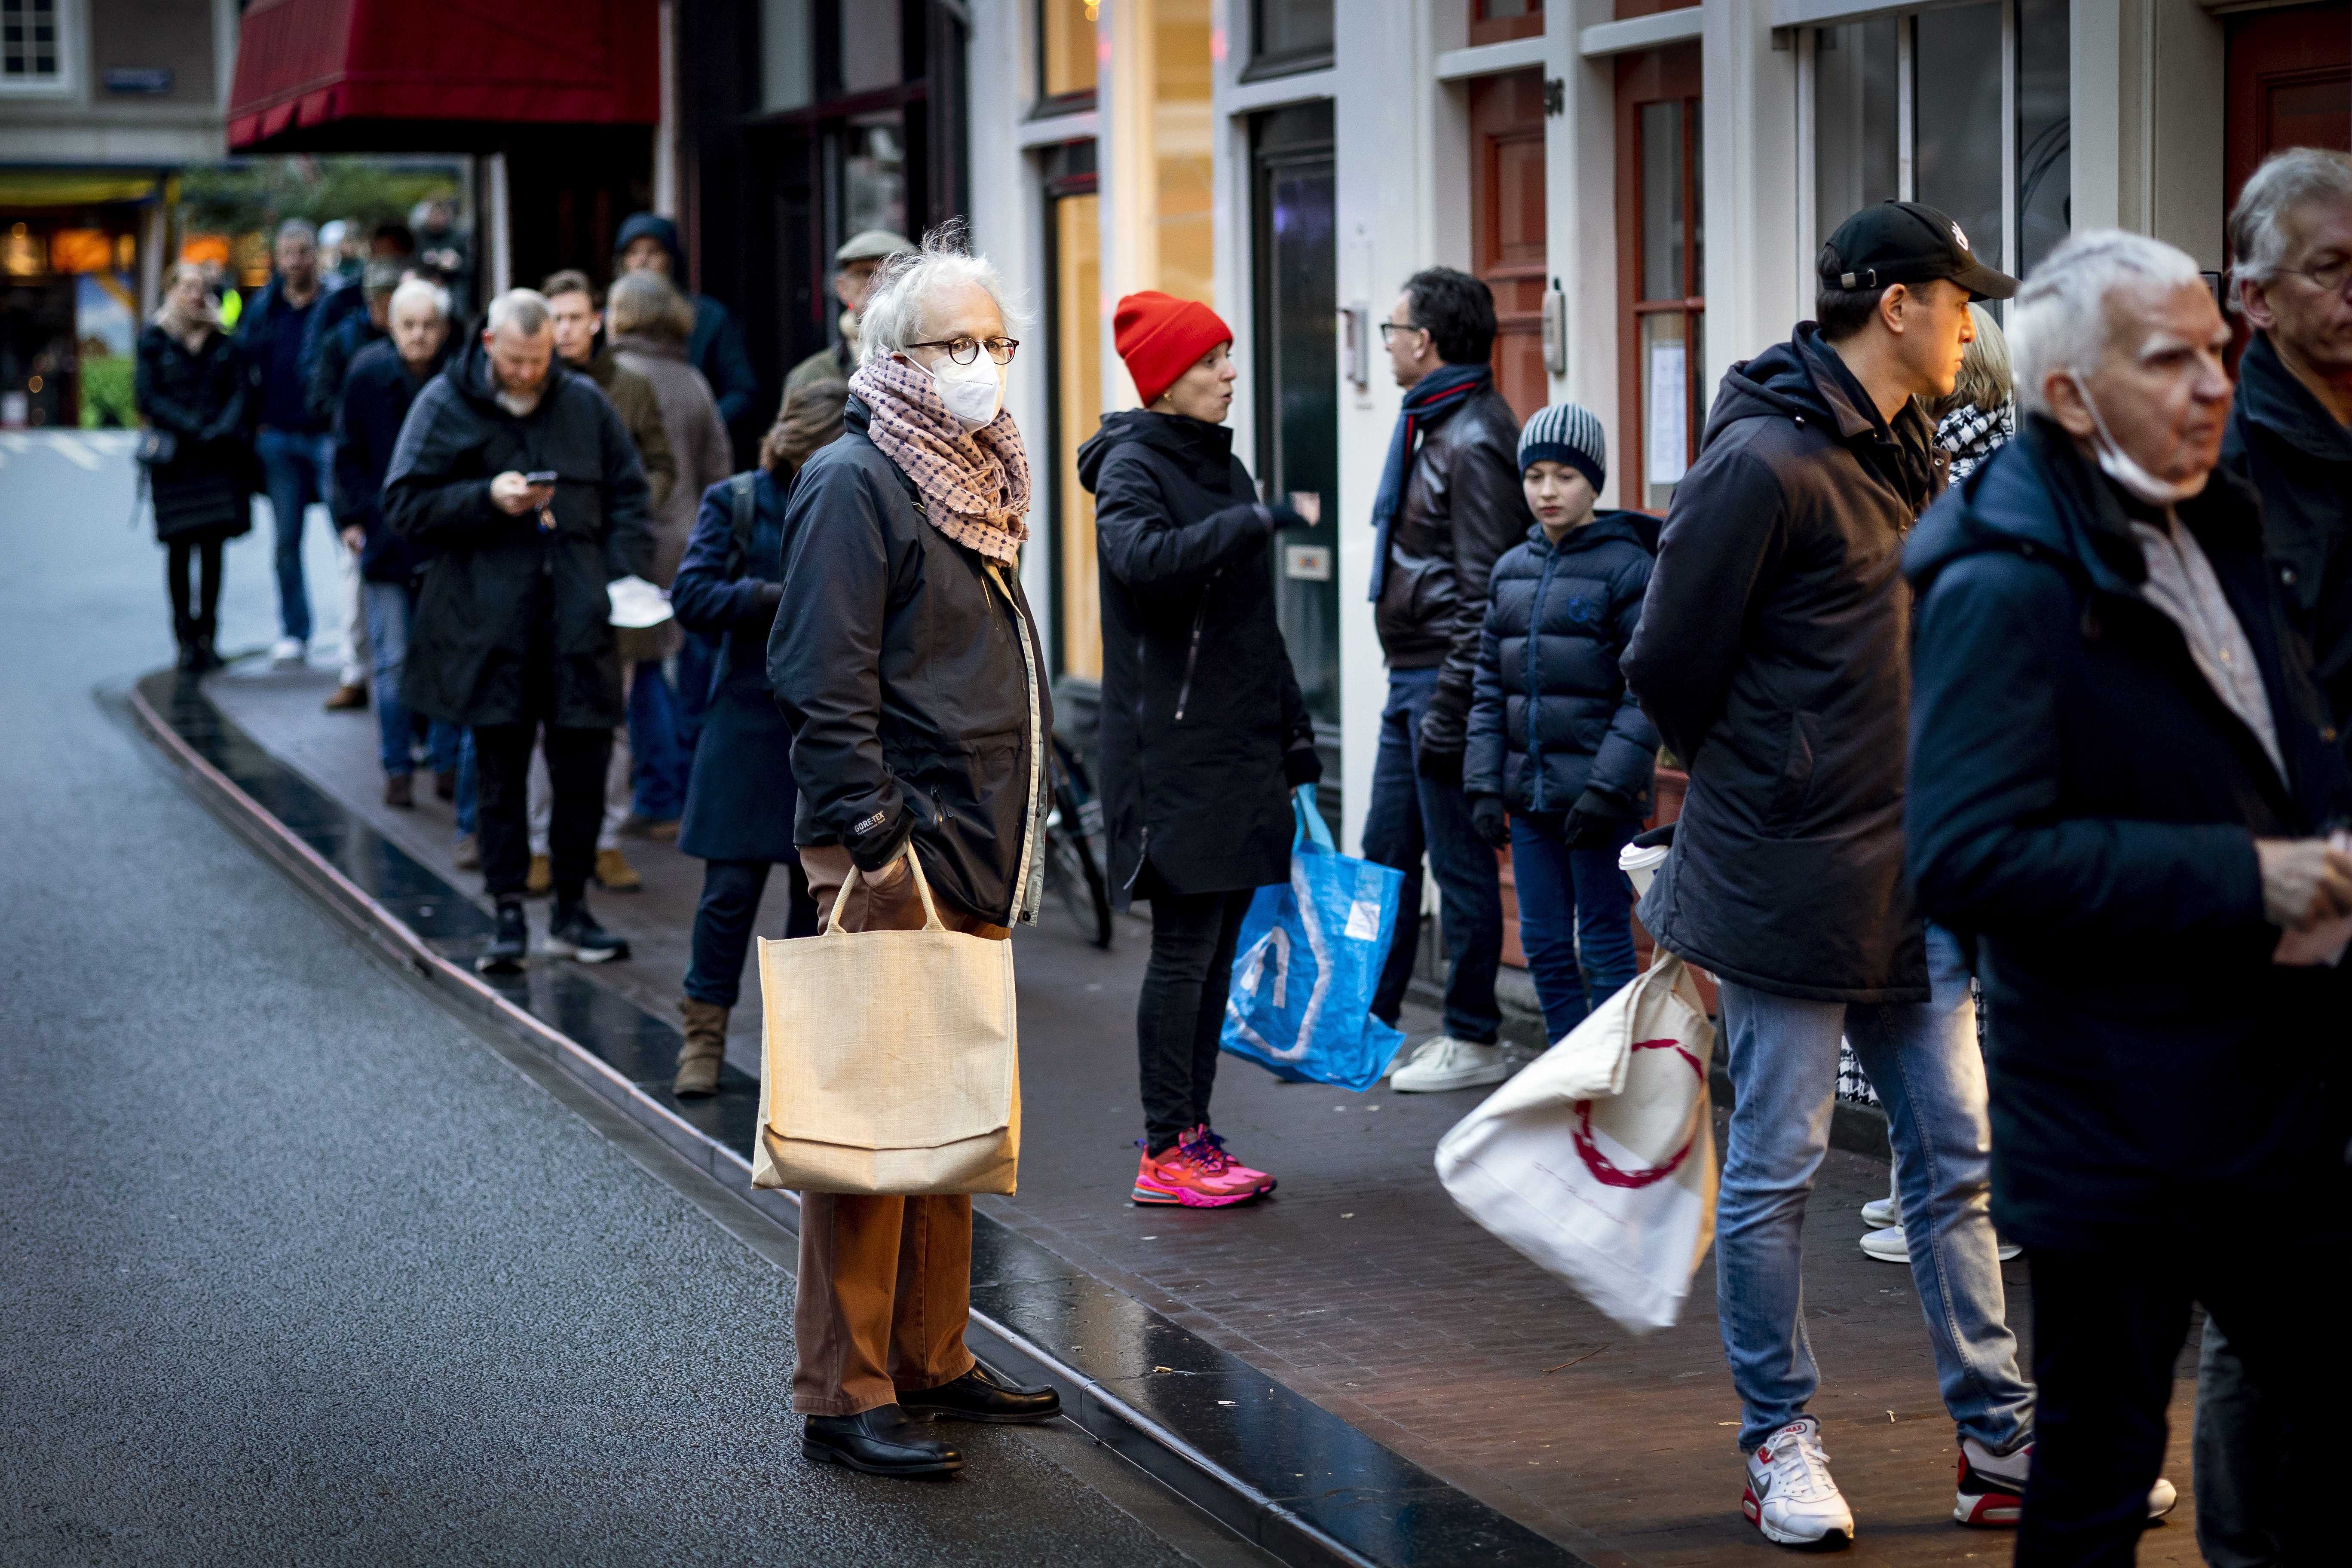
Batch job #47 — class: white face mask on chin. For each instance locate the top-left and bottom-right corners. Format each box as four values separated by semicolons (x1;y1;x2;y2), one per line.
929;352;1005;432
2067;370;2207;507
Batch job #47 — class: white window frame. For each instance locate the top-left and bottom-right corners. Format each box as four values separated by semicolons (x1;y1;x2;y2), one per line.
0;0;80;98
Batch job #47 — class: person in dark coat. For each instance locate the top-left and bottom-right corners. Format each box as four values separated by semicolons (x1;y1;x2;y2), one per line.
306;257;398;430
665;388;833;1098
236;220;331;665
614;212;763;449
1907;228;2352;1567
1464;402;1657;1043
382;288;652;975
2198;147;2352;1568
1621;202;2035;1549
136;262;253;672
766;233;1062;1478
1081;291;1315;1208
333;276;457;808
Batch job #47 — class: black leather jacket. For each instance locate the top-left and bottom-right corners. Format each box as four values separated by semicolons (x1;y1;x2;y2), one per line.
1372;383;1531;755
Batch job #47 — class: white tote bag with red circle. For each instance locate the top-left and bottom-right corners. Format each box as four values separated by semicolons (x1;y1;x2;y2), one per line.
1434;950;1718;1333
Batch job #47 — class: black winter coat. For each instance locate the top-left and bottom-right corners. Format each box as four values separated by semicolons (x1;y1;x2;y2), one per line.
675;470;798;864
1905;419;2352;1246
331;338;448;583
767;398;1052;925
134;325;254;542
1465;514;1660;815
1622;325;1948;1003
2226;330;2352;741
235;279;327;433
1373;381;1532;756
382;337;652;730
1078;410;1316;906
307;309;385;431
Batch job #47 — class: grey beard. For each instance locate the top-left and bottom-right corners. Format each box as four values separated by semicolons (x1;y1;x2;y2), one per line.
495;382;543;416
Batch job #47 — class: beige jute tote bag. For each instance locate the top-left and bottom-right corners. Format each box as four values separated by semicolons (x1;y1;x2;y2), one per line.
750;848;1020;1195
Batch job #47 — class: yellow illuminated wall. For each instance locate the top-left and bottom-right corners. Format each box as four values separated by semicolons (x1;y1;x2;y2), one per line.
1055;192;1103;680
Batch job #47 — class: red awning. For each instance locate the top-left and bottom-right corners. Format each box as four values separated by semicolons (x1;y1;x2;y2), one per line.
227;0;658;151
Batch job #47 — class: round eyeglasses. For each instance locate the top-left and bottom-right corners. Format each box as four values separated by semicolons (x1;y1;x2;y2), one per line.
907;336;1021;366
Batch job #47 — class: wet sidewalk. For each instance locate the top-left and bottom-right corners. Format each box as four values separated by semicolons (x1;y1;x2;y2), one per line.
203;659;2204;1567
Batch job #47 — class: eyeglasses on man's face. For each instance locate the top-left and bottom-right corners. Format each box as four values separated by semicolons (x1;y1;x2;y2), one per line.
1376;321;1429;346
2284;255;2352;297
907;336;1021;366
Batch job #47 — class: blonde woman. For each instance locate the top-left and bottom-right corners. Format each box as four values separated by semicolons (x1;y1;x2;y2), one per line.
135;261;253;671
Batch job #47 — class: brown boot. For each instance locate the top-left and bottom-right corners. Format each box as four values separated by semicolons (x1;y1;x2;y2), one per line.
674;998;728;1097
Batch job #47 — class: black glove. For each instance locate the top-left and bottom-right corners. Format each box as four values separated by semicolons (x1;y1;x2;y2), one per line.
1415;744;1464;788
1263;502;1307;534
1284;744;1323;787
1470;794;1510;848
1561;787;1635;848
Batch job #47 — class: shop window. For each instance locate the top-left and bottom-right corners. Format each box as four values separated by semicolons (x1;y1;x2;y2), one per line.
1038;0;1099;108
762;0;814;112
1;0;64;90
839;0;904;94
2016;0;2071;277
1248;0;1332;77
1147;0;1217;309
1470;0;1544;48
1618;44;1703;514
1811;18;1897;249
1914;3;2004;280
1043;143;1102;681
839;113;907;241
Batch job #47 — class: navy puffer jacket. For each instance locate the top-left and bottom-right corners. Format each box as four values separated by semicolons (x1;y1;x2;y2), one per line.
1464;513;1660;814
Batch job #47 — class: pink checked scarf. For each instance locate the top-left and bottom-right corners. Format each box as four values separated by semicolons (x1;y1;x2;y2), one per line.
849;356;1031;565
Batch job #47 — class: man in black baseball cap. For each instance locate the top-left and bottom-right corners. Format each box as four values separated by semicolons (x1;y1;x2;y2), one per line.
1620;197;2040;1549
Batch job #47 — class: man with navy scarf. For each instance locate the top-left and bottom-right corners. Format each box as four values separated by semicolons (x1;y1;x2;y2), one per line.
1363;267;1532;1092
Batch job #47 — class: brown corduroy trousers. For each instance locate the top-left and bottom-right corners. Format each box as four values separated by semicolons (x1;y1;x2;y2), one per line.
790;844;1009;1416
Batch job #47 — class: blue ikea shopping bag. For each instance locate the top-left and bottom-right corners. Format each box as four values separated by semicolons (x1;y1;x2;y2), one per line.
1220;785;1406;1091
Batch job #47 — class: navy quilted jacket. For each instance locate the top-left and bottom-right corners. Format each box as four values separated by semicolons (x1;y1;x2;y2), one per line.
1464;512;1660;814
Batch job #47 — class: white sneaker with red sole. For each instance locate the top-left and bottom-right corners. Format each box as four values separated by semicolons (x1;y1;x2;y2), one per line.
1743;1416;1855;1548
1953;1436;2179;1526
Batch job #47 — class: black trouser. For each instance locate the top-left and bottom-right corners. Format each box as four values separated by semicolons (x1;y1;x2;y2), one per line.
1137;886;1254;1155
2194;1325;2280;1568
682;857;821;1009
166;536;224;648
2020;1234;2349;1567
474;721;610;905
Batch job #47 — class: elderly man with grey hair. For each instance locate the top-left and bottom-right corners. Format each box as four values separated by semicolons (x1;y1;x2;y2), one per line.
766;224;1063;1477
383;287;652;975
1905;228;2352;1565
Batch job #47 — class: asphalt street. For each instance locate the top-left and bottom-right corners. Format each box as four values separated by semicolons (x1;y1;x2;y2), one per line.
0;433;1264;1566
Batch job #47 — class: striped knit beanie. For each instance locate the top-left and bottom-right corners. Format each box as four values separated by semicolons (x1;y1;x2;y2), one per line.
1517;402;1607;495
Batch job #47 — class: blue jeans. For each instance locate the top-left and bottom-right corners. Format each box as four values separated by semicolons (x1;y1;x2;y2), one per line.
1507;811;1639;1042
257;428;330;642
627;658;687;822
1361;666;1502;1043
361;580;462;779
1714;924;2032;1453
453;729;478;839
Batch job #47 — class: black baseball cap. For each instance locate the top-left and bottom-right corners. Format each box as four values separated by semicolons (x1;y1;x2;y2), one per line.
1818;200;2018;300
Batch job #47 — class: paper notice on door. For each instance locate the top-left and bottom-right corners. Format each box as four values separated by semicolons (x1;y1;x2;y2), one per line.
1647;340;1688;487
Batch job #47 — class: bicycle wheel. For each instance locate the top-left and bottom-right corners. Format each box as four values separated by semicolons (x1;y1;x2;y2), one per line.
1047;778;1114;949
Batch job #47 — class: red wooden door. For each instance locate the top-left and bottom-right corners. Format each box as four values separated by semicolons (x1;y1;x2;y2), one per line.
1471;69;1550;424
2225;2;2351;221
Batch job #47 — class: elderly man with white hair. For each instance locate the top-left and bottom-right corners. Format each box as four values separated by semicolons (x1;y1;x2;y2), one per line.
1905;229;2352;1565
766;225;1063;1477
383;287;652;975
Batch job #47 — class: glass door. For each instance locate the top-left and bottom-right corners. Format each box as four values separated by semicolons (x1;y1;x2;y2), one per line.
1043;143;1102;681
1617;44;1703;514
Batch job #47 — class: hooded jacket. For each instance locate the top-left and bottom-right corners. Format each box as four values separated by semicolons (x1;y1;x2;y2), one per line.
1621;324;1948;1002
1905;418;2351;1245
609;331;733;587
579;345;677;513
1464;513;1660;815
331;335;450;582
1079;410;1317;905
134;323;253;542
612;213;762;430
2225;329;2352;741
380;335;652;729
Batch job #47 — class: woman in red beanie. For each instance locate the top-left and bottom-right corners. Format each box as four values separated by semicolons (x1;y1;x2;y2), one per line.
1078;291;1319;1208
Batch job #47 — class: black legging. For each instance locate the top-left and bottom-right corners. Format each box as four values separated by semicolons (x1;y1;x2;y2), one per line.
166;536;223;646
683;857;821;1009
1137;885;1255;1155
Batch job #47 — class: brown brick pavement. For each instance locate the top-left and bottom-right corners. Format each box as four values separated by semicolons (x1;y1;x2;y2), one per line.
211;662;2207;1567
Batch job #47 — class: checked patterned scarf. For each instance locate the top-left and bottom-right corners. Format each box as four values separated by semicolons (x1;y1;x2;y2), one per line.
1936;398;2015;482
849;356;1032;565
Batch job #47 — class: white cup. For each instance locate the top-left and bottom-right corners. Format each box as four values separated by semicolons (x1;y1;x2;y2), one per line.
1618;840;1670;897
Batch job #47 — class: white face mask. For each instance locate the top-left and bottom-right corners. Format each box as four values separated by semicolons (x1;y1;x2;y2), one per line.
2067;370;2208;507
929;352;1004;432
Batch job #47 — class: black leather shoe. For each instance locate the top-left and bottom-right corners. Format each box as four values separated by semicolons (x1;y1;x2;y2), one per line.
898;1364;1063;1425
802;1404;962;1478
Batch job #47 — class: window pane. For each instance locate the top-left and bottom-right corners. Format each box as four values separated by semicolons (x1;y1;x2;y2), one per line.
1913;3;2004;273
1254;0;1332;60
1150;0;1216;305
1813;20;1899;248
761;0;812;113
842;114;906;240
1641;312;1689;509
2017;0;2070;276
1640;100;1683;301
1041;0;1098;98
840;0;902;93
1053;193;1102;681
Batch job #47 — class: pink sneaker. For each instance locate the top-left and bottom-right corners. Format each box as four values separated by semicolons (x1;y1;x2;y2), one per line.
1132;1137;1262;1207
1182;1125;1277;1195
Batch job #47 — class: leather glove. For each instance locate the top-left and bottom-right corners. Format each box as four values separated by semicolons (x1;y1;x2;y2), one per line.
1470;794;1510;848
1415;744;1464;789
1262;502;1307;534
1561;787;1634;849
1284;744;1323;787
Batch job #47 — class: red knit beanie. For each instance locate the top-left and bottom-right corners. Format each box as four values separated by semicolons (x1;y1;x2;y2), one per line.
1114;291;1233;407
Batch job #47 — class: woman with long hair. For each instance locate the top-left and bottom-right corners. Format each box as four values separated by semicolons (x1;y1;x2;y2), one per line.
135;261;253;671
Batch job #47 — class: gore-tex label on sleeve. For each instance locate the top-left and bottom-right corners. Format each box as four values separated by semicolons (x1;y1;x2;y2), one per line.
854;811;887;836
